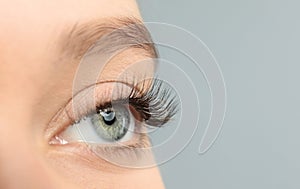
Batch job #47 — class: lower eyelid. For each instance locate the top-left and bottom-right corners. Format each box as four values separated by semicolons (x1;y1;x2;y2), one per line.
92;134;150;152
88;134;153;167
49;133;152;167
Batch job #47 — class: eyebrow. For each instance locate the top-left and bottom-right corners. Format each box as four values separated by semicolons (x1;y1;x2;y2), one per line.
58;17;158;61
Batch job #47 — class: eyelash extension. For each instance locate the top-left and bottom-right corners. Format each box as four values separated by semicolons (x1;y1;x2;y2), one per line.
129;78;179;126
97;77;179;128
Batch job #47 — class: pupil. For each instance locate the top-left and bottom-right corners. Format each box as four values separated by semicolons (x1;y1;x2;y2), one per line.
100;110;116;126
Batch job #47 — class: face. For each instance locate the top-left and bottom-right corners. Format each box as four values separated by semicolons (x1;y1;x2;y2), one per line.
0;1;168;188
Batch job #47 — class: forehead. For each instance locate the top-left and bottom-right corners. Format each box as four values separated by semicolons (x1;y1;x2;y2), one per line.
0;0;139;58
0;0;157;113
0;0;141;54
0;0;156;85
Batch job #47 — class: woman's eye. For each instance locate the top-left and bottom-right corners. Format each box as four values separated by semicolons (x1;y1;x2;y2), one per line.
52;105;136;145
48;79;179;151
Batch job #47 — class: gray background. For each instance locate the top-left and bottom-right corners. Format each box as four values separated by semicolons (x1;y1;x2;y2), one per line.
138;0;300;188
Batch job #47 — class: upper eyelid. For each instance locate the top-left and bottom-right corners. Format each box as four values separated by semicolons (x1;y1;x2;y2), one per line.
45;80;144;141
60;77;155;121
70;79;142;103
56;79;143;120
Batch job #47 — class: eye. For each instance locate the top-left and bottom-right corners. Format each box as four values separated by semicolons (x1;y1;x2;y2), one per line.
52;104;137;144
48;79;178;151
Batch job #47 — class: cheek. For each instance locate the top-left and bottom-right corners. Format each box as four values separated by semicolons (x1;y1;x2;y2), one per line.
46;150;165;189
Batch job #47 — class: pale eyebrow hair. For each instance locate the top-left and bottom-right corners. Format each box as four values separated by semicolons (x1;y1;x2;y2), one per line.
58;17;158;61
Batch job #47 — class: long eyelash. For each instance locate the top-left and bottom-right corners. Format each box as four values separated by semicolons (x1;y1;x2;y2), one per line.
98;77;179;127
127;78;179;127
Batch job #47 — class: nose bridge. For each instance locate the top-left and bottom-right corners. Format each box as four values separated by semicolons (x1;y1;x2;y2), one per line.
0;99;68;189
0;105;46;188
0;55;72;188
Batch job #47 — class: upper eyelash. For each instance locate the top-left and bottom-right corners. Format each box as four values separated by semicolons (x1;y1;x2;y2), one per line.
128;78;179;126
97;78;179;127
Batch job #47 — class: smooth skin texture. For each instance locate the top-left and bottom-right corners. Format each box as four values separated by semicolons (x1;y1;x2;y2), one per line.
0;0;165;188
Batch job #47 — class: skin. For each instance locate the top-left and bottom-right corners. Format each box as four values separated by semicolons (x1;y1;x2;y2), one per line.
0;0;165;188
